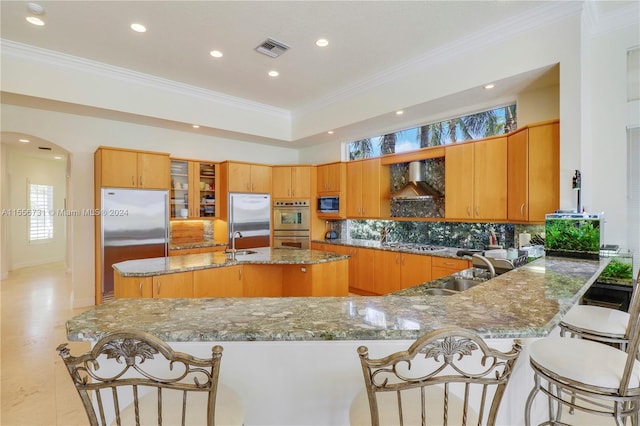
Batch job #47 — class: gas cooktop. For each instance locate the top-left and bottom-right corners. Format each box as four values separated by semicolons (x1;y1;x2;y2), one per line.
381;242;448;252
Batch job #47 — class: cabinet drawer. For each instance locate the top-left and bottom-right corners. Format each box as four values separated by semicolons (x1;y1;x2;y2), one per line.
431;257;469;270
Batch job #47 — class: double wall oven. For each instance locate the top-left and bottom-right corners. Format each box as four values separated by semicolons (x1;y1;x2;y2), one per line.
273;200;310;249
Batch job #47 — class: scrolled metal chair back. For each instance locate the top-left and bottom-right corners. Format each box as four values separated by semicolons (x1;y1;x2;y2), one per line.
356;326;522;426
57;330;222;426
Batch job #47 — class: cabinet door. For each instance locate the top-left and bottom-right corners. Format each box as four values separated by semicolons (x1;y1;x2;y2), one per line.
373;250;401;294
101;149;138;188
152;271;193;298
114;275;152;298
445;143;474;219
243;264;282;296
250;165;272;193
400;254;432;289
282;264;312;296
228;163;252;192
317;165;329;193
196;162;218;218
431;257;470;279
507;128;529;221
291;166;310;198
193;266;243;297
361;159;381;217
351;247;376;294
138;153;170;189
346;161;363;217
474;138;507;220
326;163;342;192
528;123;559;221
272;167;291;198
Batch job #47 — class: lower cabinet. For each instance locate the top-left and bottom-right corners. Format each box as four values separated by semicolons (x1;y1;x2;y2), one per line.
243;265;284;297
283;261;349;297
374;251;432;295
193;266;243;297
114;271;193;298
431;257;471;280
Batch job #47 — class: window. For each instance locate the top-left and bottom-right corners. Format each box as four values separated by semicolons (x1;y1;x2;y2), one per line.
347;104;517;160
29;183;54;241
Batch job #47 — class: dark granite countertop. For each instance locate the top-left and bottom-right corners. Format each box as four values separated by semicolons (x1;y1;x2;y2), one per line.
68;255;608;343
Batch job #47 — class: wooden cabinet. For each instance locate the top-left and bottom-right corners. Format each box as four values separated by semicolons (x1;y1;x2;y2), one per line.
171;160;218;219
349;247;376;294
272;166;311;199
282;261;349;297
431;257;470;280
445;137;507;220
226;162;272;193
373;251;432;295
114;275;153;298
193;266;243;297
507;121;559;222
400;253;432;289
243;265;283;297
317;162;345;194
96;147;170;189
346;158;390;218
152;272;193;298
114;271;193;298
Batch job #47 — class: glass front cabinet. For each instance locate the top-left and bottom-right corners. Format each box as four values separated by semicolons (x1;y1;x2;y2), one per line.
170;159;218;219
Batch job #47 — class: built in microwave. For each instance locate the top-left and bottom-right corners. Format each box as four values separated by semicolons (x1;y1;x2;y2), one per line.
317;196;340;213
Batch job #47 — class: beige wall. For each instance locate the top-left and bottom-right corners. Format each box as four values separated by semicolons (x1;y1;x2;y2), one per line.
5;149;67;269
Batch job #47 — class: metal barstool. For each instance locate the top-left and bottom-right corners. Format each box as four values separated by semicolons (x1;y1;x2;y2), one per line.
524;294;640;425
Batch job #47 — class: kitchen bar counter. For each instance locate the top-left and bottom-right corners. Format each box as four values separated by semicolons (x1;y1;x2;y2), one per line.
67;254;608;426
113;247;349;277
70;256;607;342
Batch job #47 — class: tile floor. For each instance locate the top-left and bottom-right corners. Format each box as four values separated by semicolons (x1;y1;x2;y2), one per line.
1;262;90;425
0;262;623;425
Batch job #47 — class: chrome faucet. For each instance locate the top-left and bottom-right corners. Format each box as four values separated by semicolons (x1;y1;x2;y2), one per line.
472;254;496;278
231;231;243;252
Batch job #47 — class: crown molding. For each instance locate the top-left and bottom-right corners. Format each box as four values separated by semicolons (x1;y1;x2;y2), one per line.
584;1;640;38
0;39;291;120
293;1;583;118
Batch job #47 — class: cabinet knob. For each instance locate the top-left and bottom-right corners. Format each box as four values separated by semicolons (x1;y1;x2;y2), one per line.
139;281;143;296
467;206;471;217
520;203;525;216
131;176;135;186
139;176;143;186
157;279;161;295
475;206;479;216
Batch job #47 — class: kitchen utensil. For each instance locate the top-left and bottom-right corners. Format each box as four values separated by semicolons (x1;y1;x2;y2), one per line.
325;230;338;239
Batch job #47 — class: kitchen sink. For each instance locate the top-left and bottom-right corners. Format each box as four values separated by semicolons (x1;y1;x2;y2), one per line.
442;277;483;292
424;288;459;296
225;249;257;259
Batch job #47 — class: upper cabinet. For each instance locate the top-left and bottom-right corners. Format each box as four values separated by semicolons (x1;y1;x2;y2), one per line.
317;162;345;194
225;162;272;193
96;147;170;189
445;137;507;220
272;166;311;199
170;159;218;219
346;158;390;218
507;121;559;222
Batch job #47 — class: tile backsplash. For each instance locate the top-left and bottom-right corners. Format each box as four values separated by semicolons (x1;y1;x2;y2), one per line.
337;219;544;250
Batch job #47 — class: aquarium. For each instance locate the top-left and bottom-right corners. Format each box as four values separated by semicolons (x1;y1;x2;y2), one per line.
598;250;634;285
544;213;603;260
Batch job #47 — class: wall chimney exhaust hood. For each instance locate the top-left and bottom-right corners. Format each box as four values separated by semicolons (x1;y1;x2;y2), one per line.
391;161;443;199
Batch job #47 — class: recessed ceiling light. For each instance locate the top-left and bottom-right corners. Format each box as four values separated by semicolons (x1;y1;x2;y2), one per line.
19;138;30;143
316;38;329;47
484;83;495;90
130;23;147;33
192;124;200;129
396;110;404;115
210;50;223;58
53;156;63;160
26;16;44;26
268;70;279;77
328;131;334;135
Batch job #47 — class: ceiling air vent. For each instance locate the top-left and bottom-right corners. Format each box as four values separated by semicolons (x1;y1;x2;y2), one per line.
255;38;290;58
38;146;52;150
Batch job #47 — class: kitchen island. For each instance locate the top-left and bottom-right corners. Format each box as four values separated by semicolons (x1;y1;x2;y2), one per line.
113;247;350;298
68;255;608;425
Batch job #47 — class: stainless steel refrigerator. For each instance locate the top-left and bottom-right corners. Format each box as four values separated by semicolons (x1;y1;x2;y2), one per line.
101;188;169;297
229;193;271;249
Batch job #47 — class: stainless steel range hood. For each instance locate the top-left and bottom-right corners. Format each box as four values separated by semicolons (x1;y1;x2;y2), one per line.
391;161;443;199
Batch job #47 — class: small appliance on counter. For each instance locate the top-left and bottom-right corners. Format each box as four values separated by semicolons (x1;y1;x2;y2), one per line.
324;221;339;239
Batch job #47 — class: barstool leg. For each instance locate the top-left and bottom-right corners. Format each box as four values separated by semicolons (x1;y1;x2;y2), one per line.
525;373;541;426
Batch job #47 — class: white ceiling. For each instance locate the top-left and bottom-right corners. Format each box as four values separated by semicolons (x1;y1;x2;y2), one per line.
0;0;630;156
